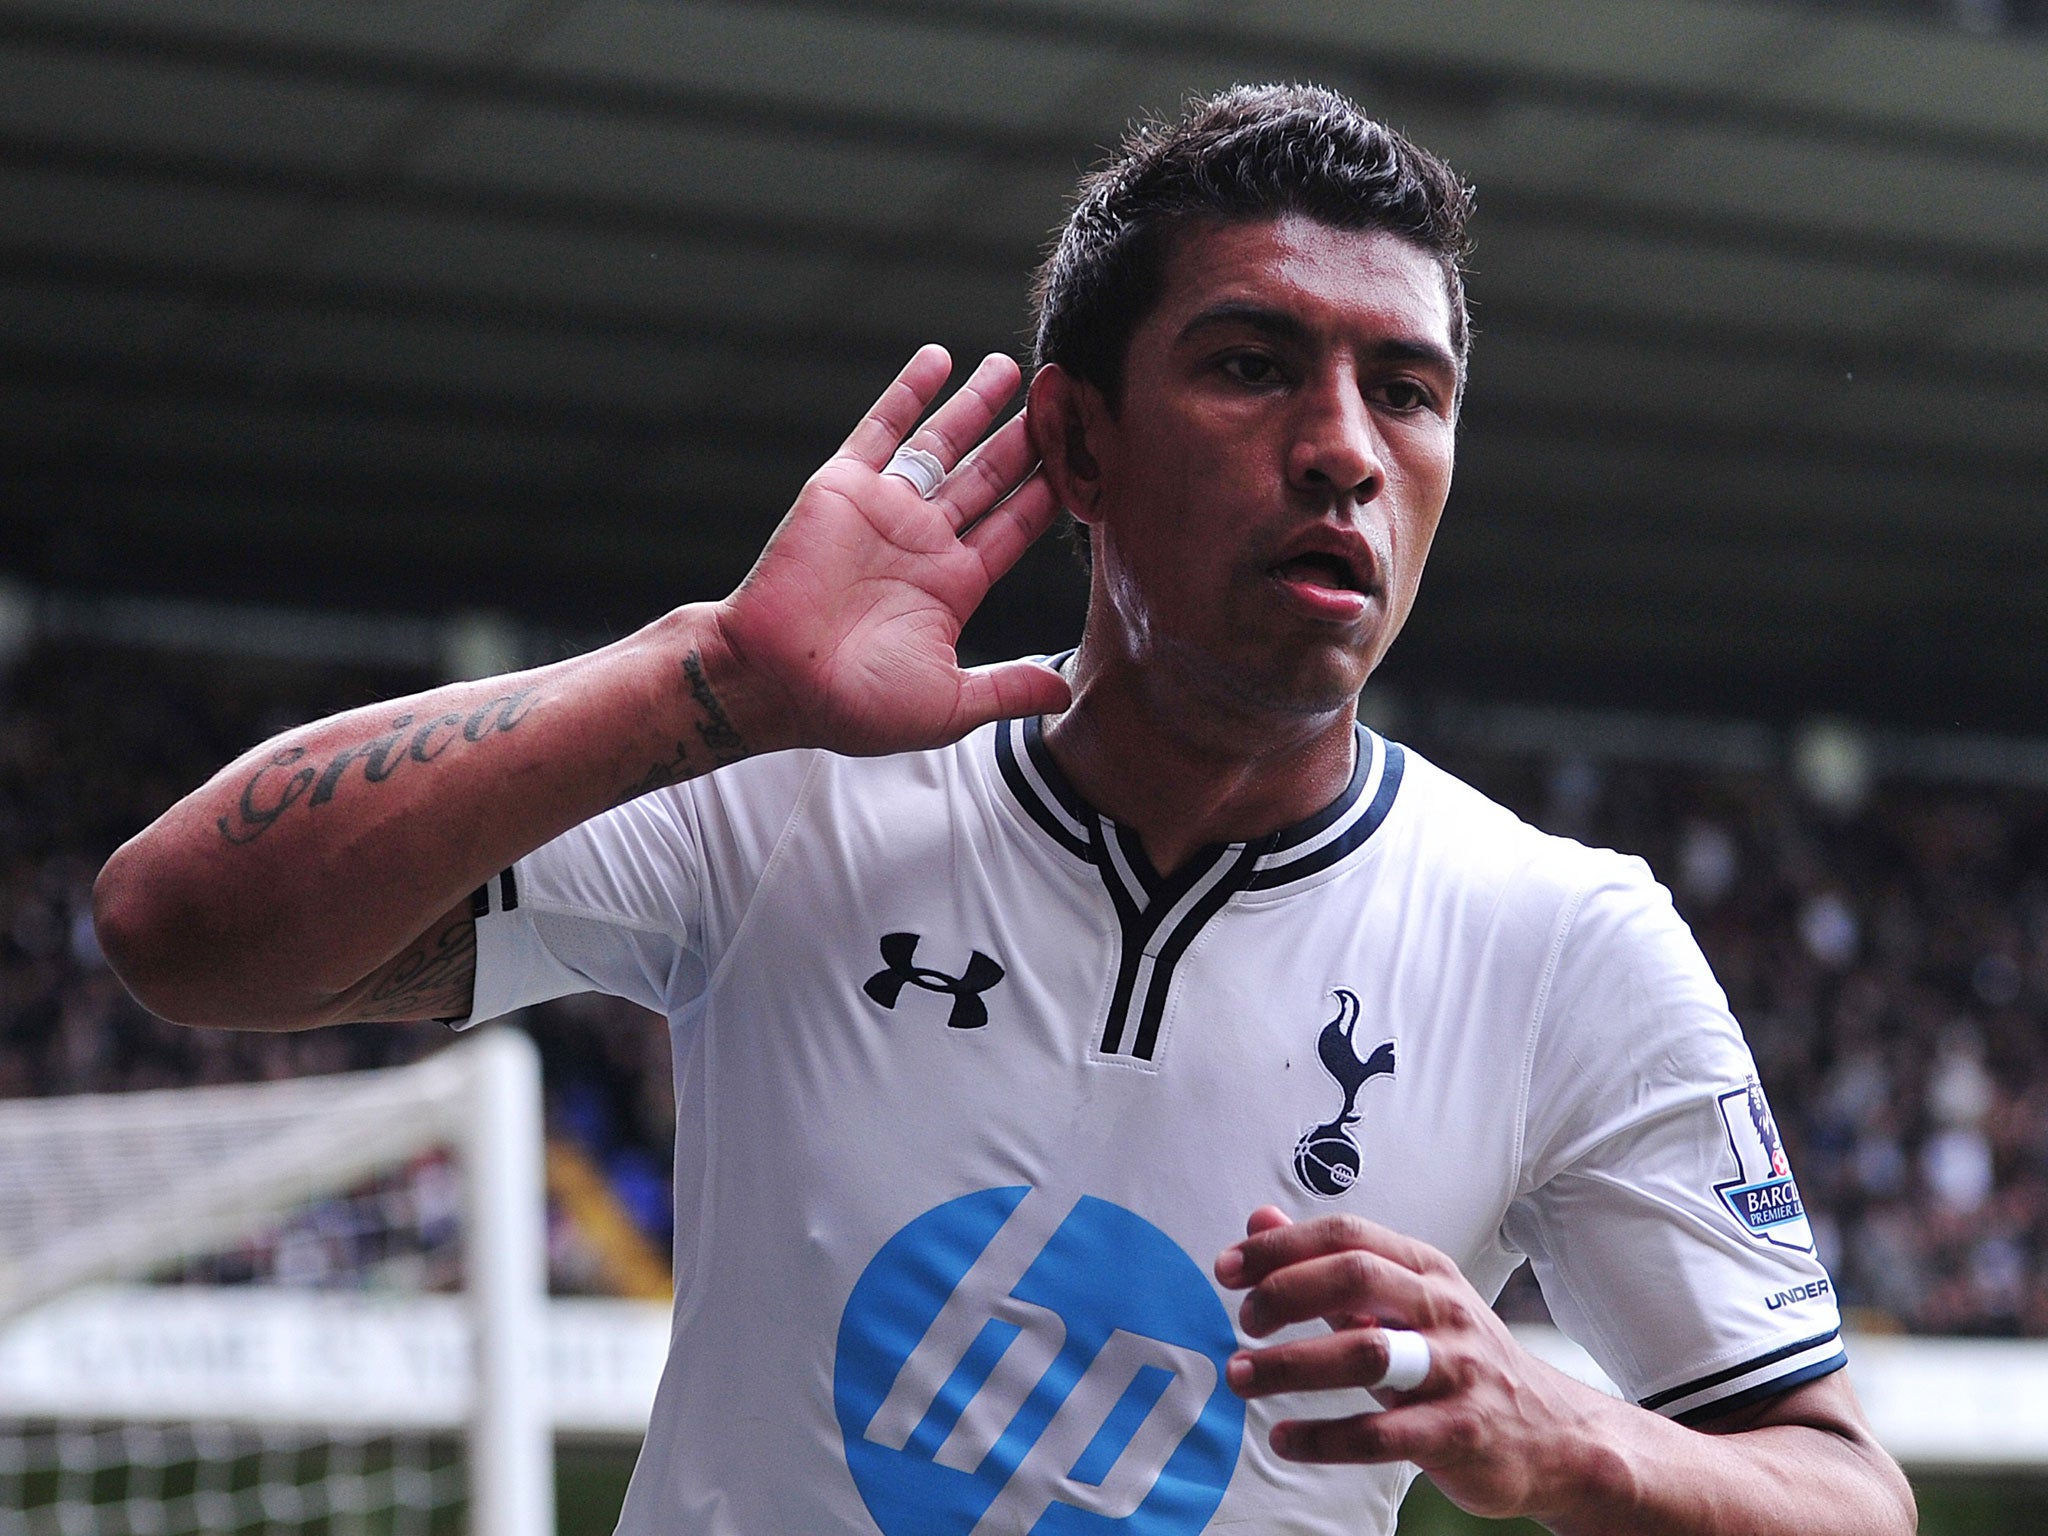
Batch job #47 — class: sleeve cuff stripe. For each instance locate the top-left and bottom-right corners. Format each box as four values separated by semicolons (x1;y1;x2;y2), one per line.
1640;1327;1840;1410
1669;1352;1849;1427
1642;1334;1847;1421
470;867;520;919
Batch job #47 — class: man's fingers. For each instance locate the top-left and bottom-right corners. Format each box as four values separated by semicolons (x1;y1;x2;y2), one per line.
1227;1326;1428;1400
1269;1403;1458;1466
837;349;1026;507
1236;1248;1433;1339
838;344;954;468
900;353;1023;474
1218;1211;1441;1291
937;412;1037;531
953;661;1072;735
959;472;1062;582
1244;1206;1293;1239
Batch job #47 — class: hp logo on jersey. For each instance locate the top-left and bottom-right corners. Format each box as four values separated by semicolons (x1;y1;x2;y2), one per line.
834;1188;1244;1536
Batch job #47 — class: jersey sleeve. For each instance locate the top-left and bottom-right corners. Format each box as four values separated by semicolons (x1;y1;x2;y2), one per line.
449;750;821;1027
1501;854;1846;1424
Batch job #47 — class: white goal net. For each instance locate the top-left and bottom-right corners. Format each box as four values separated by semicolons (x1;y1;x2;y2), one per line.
0;1028;553;1536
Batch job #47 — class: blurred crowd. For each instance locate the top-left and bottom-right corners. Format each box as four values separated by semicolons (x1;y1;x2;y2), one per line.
1435;737;2048;1337
4;638;2047;1334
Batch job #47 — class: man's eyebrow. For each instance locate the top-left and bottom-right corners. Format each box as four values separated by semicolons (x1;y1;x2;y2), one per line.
1176;302;1459;378
1176;302;1311;348
1371;336;1462;379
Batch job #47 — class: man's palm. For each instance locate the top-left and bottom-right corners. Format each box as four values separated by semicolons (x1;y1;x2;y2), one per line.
715;347;1071;756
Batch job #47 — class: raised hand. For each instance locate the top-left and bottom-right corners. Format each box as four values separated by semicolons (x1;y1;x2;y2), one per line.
712;345;1073;757
91;346;1075;1031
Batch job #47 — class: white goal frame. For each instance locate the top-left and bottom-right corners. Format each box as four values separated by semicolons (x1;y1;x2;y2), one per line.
0;1026;555;1536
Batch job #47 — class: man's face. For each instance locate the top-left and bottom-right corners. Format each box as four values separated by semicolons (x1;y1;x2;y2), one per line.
1075;214;1460;719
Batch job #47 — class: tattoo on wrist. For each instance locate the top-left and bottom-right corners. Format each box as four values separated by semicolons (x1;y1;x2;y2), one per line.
362;910;478;1020
611;648;749;805
217;687;537;846
684;649;747;766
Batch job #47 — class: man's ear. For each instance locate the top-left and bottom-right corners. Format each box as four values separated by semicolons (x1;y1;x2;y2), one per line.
1026;364;1108;525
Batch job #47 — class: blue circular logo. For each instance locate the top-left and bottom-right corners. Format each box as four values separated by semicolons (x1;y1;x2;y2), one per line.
834;1188;1244;1535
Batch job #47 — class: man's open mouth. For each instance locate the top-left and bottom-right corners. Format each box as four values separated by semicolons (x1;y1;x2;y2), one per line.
1270;553;1366;593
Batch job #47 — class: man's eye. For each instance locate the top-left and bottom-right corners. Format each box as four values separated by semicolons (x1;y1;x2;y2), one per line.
1220;353;1280;385
1377;380;1431;411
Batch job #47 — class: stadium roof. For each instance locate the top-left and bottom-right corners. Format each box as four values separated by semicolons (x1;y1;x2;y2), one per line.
5;0;2045;730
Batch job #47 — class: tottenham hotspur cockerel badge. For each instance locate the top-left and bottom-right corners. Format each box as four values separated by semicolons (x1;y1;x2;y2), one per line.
1292;989;1397;1199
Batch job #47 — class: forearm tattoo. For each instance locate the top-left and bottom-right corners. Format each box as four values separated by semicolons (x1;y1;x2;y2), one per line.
612;649;749;804
217;687;538;846
359;908;478;1021
612;741;694;807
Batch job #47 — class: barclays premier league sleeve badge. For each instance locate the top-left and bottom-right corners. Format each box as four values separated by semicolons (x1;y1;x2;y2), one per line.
1713;1079;1814;1253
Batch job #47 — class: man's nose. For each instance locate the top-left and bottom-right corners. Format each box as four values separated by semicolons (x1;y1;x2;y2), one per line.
1287;374;1383;502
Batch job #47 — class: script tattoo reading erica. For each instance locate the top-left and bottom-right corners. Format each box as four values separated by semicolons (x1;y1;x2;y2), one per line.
216;688;538;846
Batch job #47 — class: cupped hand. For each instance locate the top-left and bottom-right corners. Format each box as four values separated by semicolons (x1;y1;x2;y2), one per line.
712;345;1074;757
1216;1207;1608;1523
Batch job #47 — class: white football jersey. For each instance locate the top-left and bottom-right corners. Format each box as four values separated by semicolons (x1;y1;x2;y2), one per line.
460;714;1844;1536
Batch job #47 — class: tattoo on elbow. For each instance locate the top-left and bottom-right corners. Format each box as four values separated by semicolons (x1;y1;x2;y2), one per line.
363;914;478;1018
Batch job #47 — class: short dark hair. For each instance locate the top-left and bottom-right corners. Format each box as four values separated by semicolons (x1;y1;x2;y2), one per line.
1030;83;1475;407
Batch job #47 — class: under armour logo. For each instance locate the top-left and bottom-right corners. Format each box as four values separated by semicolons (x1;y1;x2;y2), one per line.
1292;989;1397;1199
862;932;1006;1030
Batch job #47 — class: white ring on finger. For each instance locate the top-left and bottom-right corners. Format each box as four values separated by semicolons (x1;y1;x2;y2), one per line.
881;445;946;499
1371;1328;1431;1393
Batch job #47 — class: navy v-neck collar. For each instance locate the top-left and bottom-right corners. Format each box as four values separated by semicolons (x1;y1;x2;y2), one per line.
991;700;1406;1064
993;710;1404;895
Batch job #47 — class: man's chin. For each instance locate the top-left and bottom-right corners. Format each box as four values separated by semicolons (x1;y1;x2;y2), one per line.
1176;640;1377;724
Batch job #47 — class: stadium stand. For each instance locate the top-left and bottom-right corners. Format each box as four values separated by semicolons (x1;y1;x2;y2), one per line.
1803;0;2048;32
5;636;2047;1337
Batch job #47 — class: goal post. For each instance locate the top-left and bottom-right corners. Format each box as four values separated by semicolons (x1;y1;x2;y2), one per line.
0;1025;556;1536
464;1030;553;1536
